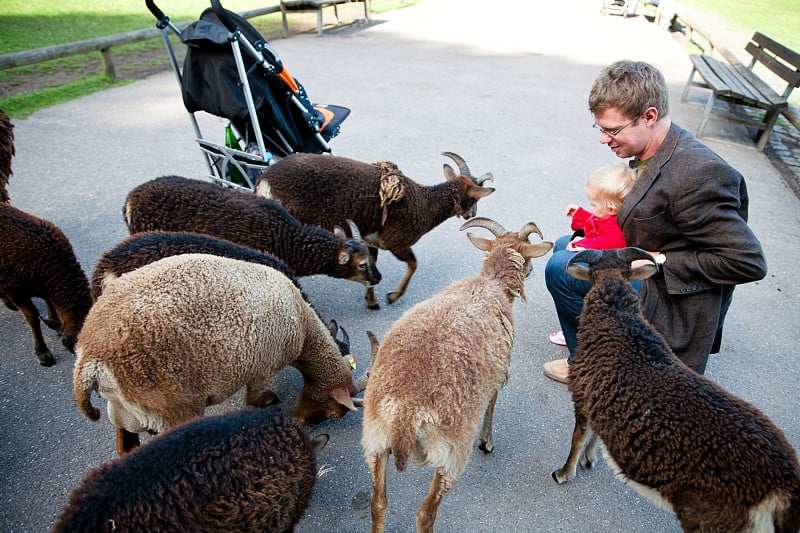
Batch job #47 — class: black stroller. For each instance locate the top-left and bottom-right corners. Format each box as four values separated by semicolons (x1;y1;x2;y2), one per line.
147;0;350;189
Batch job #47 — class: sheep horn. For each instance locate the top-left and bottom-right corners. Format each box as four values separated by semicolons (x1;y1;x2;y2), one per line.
459;217;508;237
346;219;362;240
618;247;657;264
441;152;472;177
518;222;544;241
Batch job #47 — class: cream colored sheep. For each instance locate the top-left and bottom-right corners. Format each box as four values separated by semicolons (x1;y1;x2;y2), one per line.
74;253;366;455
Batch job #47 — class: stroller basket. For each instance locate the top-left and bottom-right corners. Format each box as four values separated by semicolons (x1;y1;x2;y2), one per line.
147;0;350;189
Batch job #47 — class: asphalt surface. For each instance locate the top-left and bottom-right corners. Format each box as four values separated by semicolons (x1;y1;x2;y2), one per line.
2;0;799;531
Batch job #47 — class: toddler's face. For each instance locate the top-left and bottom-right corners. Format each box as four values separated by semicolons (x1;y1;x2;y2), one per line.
586;185;617;219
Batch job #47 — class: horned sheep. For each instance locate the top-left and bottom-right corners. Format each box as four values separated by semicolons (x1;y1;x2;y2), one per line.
255;151;495;309
90;231;351;355
361;217;552;533
0;203;92;366
123;175;381;296
552;247;800;533
74;253;368;455
53;407;328;533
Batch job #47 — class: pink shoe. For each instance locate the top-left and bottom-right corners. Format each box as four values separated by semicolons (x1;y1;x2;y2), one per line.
549;330;567;346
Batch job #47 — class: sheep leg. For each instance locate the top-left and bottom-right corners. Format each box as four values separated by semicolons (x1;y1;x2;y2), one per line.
245;383;280;408
364;285;380;310
387;248;417;305
1;294;17;311
11;295;55;366
116;428;141;455
367;450;389;533
579;431;600;469
478;390;498;453
552;412;591;484
416;468;452;533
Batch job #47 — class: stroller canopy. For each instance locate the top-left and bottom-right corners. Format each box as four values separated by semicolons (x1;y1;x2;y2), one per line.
180;8;349;155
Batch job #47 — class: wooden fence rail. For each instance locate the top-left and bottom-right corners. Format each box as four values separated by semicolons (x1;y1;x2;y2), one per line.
0;6;280;79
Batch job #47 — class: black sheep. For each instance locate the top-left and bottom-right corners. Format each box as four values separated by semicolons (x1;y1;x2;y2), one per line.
0;106;13;203
53;407;329;533
552;247;800;533
0;203;91;366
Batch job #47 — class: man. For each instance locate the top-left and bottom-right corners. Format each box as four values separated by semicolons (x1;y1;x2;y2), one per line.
543;60;767;383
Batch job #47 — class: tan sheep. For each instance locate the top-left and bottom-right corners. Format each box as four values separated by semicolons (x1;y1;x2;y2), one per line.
74;253;366;455
361;217;552;533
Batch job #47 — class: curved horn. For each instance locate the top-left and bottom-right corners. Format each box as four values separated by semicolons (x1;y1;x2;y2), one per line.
568;249;603;267
441;151;472;177
346;219;362;240
518;222;543;241
459;217;507;237
618;247;657;264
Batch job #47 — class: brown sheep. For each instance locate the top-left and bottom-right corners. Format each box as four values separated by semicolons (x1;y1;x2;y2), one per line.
362;217;552;533
255;151;495;309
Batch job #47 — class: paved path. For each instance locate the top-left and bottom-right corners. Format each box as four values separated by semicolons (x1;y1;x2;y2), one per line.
2;1;798;531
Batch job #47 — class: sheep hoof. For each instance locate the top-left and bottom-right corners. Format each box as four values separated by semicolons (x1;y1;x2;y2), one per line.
579;456;594;469
551;469;572;484
478;441;494;453
367;302;381;310
36;351;56;367
386;291;401;305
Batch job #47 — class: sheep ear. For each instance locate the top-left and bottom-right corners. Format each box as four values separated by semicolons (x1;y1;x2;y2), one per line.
333;225;346;238
330;387;357;412
443;164;458;180
468;185;495;199
566;263;592;282
310;434;329;455
466;232;492;251
520;241;554;259
338;251;350;265
630;263;659;281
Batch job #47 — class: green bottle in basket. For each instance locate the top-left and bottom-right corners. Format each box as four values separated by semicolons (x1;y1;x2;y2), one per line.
224;124;247;185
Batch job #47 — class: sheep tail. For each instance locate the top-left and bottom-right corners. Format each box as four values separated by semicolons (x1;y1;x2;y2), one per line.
73;359;101;422
376;162;405;226
389;407;420;472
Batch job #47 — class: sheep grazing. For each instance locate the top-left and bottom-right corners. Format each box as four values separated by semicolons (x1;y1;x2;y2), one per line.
0;203;91;366
74;253;368;455
90;231;350;355
53;407;329;533
255;151;495;309
552;247;800;533
123;175;381;296
0;106;13;203
362;217;552;533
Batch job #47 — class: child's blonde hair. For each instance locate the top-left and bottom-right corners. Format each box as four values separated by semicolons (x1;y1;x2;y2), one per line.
586;162;636;211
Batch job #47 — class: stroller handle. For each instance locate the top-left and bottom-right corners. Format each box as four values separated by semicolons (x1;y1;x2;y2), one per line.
145;0;166;22
209;0;238;33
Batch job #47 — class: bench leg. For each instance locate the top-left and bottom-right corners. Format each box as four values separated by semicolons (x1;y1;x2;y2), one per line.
364;0;370;19
317;8;323;35
755;110;780;151
681;66;696;103
696;92;717;138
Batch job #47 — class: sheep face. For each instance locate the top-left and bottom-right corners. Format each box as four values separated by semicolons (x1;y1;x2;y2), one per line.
335;227;381;286
293;385;358;425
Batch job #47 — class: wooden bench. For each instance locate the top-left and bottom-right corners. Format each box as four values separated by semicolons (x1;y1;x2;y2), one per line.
681;32;800;151
280;0;369;37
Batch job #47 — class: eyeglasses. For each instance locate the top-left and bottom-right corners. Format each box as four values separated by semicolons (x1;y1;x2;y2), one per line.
592;114;641;137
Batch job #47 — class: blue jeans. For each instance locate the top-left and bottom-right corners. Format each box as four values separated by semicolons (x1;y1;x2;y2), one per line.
544;235;640;363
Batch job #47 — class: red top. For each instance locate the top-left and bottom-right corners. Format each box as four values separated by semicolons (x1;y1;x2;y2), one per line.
570;206;626;250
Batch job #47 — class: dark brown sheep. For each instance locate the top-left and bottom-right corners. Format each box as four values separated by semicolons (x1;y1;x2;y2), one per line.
0;203;91;366
0;106;13;203
255;152;495;309
53;407;328;533
552;247;800;533
123;175;381;292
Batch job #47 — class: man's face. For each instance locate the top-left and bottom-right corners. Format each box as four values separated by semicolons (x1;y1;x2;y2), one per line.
593;108;645;159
